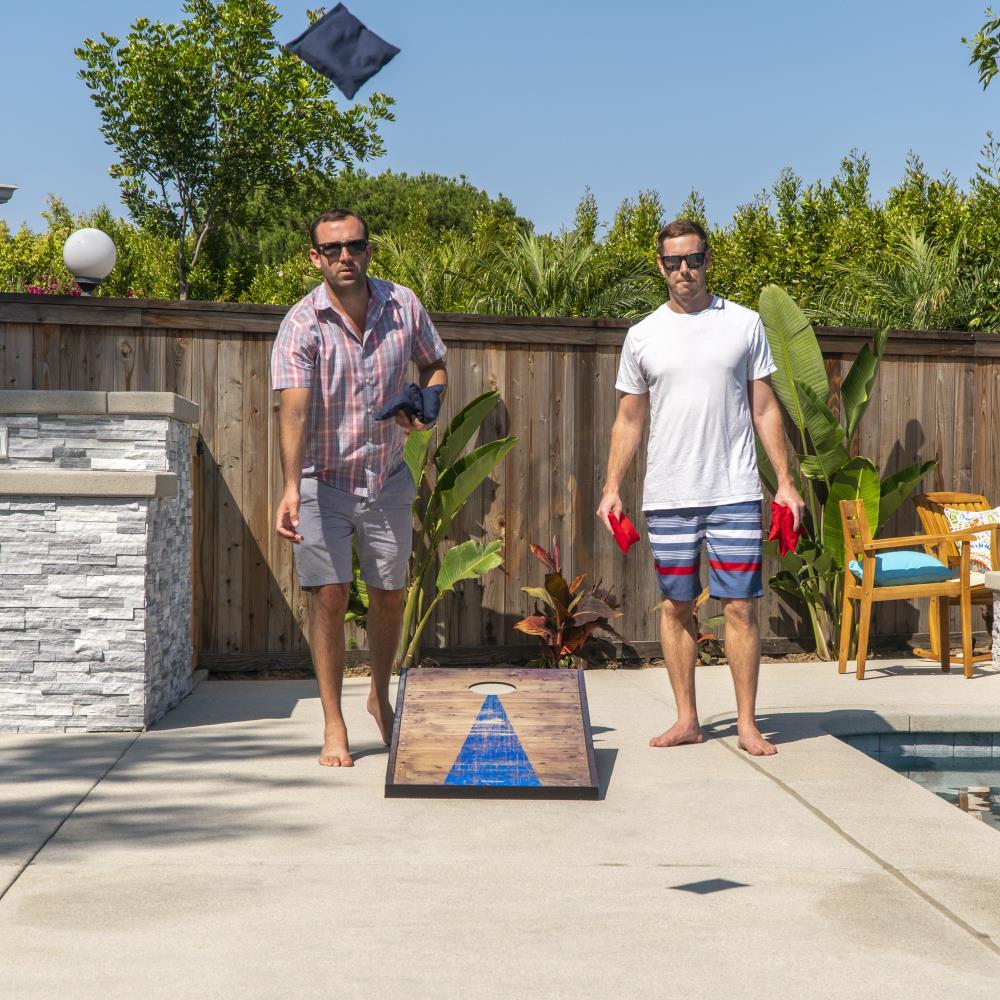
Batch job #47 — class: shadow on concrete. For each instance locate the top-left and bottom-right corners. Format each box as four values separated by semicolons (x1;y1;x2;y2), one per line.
703;708;896;748
0;728;326;860
151;680;309;730
595;747;618;800
857;662;994;680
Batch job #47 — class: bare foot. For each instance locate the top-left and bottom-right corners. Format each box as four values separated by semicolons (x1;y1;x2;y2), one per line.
738;725;777;756
649;721;705;748
367;693;395;746
319;720;354;767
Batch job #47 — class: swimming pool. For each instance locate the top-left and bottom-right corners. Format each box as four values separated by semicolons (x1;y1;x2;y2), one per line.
838;732;1000;833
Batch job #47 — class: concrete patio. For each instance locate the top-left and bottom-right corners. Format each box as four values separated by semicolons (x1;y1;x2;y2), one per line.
2;659;1000;998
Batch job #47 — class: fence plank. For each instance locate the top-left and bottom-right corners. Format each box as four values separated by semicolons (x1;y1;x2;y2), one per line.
242;337;270;651
479;344;509;647
0;323;33;389
215;334;244;653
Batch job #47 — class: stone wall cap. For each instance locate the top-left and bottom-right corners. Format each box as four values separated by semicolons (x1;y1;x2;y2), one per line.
985;571;1000;592
0;470;177;498
0;390;108;415
0;390;198;422
107;392;199;423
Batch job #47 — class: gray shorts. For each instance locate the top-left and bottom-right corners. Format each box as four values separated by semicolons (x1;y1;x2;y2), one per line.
296;464;416;590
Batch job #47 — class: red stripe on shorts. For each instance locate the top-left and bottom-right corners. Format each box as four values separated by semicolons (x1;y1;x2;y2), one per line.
708;560;762;572
656;565;698;576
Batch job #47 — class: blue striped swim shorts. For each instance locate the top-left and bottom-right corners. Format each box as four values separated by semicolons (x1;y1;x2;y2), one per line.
646;500;764;601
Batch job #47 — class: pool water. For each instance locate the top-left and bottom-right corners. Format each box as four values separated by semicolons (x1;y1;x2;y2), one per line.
838;732;1000;833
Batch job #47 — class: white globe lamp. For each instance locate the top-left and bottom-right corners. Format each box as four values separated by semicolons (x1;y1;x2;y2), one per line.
63;228;117;296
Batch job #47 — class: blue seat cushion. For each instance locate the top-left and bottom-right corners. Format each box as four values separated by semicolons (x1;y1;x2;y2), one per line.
849;551;955;586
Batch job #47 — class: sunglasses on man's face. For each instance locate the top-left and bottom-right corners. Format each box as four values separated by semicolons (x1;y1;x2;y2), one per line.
659;251;707;271
314;239;369;259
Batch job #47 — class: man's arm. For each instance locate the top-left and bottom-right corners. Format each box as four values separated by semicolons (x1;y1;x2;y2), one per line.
748;376;806;530
275;387;310;543
596;391;649;530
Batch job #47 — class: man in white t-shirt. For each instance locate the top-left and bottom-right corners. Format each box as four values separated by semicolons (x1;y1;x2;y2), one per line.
597;218;804;756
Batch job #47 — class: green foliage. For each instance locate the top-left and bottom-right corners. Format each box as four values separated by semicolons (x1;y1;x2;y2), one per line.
5;150;1000;330
817;226;1000;332
0;197;186;299
398;390;518;666
965;6;1000;89
75;0;393;298
758;286;937;658
214;168;526;271
513;540;624;668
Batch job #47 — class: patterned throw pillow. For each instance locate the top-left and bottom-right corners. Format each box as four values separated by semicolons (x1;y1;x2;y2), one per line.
943;506;1000;573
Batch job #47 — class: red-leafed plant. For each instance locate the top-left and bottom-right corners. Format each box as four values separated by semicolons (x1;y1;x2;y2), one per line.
513;538;625;668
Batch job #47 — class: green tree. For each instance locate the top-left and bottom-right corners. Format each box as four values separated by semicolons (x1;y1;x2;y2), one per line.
816;225;998;332
965;7;1000;89
75;0;393;298
210;168;527;280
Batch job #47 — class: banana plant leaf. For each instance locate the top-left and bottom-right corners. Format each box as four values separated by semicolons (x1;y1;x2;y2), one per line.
759;285;830;443
878;460;936;530
823;458;881;567
403;428;434;490
436;538;504;593
794;380;850;483
434;437;518;538
841;328;888;439
434;390;502;472
769;568;805;600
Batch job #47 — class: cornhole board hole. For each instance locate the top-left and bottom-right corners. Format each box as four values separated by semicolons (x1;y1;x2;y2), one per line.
385;667;599;799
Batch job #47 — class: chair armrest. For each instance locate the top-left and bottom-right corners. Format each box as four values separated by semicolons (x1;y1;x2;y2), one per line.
864;532;962;551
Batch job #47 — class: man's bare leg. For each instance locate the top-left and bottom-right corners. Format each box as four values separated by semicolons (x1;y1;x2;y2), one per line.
721;598;776;756
365;586;404;744
309;583;354;767
650;598;705;747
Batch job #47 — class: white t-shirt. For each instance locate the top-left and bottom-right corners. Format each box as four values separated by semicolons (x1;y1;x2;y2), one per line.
615;296;776;510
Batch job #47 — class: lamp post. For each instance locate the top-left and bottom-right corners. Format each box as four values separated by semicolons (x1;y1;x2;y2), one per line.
63;228;117;296
0;184;16;205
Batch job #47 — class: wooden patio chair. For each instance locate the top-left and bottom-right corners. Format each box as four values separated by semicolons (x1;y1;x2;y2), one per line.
838;499;977;679
912;492;999;669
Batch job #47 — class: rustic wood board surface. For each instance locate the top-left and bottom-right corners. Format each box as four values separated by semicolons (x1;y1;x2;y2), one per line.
385;667;599;799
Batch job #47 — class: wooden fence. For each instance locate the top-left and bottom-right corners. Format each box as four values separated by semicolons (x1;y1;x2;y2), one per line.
1;293;998;668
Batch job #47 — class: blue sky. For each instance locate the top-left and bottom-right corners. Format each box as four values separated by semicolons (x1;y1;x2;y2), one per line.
1;1;995;234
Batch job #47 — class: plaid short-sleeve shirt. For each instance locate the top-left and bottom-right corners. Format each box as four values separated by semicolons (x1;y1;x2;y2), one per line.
271;278;447;497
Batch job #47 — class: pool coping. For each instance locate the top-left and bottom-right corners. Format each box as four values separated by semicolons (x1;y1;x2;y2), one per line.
704;702;1000;958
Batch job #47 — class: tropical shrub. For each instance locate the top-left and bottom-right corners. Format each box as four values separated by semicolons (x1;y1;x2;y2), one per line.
513;539;624;668
757;285;936;658
397;390;517;665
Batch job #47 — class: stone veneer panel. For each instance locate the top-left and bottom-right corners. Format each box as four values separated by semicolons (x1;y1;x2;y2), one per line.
0;396;196;732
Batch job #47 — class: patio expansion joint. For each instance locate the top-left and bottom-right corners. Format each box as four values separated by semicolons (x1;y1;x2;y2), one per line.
715;734;1000;961
0;732;142;906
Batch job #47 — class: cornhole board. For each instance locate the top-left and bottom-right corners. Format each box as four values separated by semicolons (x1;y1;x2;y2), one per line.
385;667;599;799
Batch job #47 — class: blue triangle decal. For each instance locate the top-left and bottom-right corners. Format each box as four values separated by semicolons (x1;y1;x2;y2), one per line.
444;695;541;787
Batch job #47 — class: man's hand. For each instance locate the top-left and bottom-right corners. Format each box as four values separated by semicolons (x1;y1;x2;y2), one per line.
774;481;807;532
596;490;624;532
394;412;433;434
276;489;303;544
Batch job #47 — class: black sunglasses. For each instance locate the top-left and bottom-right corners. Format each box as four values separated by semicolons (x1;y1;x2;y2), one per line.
314;239;369;259
659;251;707;271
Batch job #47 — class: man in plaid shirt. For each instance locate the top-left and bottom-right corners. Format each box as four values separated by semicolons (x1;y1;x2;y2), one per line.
271;209;447;767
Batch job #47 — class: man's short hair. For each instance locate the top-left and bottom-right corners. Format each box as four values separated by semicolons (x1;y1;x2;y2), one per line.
657;218;709;253
310;209;369;246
